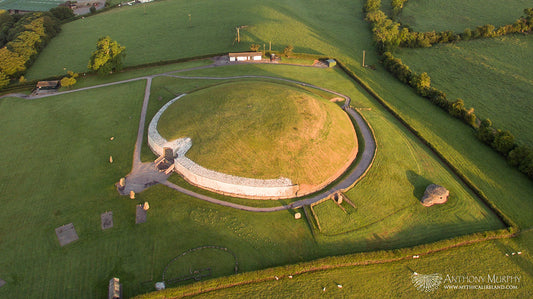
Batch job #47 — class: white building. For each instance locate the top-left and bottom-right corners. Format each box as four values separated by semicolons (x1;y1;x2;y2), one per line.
228;52;262;62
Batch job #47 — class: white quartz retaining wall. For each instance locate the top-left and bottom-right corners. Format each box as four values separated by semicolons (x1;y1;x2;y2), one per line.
174;157;298;199
147;94;191;157
148;94;298;199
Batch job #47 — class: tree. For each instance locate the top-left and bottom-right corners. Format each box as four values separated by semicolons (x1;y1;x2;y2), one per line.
250;44;260;51
491;130;515;156
60;70;78;88
90;6;96;14
283;45;293;57
88;36;126;75
50;6;75;20
410;72;431;96
0;71;9;88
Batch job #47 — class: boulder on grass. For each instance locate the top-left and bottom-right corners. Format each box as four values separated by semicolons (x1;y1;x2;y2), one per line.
421;184;449;207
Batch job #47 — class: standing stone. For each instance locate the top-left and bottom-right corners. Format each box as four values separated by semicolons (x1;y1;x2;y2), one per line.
119;178;125;187
129;190;135;199
421;184;449;207
143;202;150;210
109;156;113;163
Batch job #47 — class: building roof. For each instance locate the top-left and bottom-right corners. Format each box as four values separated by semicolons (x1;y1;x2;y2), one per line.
228;52;262;57
36;81;60;88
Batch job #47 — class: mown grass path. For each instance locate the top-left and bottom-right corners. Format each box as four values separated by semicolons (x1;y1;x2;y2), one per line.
4;61;376;211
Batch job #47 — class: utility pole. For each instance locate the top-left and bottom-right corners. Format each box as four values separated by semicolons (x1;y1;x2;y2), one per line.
269;41;271;51
362;50;366;67
236;27;240;43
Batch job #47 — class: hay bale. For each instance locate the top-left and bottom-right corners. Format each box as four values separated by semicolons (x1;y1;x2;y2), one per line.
421;184;449;207
294;212;301;219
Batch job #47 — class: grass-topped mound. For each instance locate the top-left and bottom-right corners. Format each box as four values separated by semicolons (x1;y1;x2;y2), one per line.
157;80;357;187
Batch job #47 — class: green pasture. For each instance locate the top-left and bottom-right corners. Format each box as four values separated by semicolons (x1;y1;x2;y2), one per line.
25;0;375;80
2;0;533;297
152;230;533;298
0;63;508;298
0;0;63;12
399;0;532;32
396;35;533;146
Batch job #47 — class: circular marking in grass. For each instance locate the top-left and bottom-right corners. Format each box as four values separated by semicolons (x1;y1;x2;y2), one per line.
149;79;359;199
161;246;238;285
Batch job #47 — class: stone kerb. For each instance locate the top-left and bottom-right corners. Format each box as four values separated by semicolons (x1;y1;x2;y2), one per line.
148;94;298;199
174;157;298;199
148;94;190;157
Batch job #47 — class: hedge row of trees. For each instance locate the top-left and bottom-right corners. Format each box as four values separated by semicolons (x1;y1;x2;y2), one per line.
364;0;533;53
381;51;533;179
0;10;62;88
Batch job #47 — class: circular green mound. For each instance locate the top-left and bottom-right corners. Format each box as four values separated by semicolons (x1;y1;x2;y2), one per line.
158;80;357;186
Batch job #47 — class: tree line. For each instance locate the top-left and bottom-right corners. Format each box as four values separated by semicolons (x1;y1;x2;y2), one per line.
364;0;533;53
364;0;533;180
0;9;69;88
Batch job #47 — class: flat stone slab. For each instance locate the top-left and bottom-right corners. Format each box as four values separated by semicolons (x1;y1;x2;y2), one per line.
0;279;6;288
55;223;79;246
136;205;147;224
101;211;113;230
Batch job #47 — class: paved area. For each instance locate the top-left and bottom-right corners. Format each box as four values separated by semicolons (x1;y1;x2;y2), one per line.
119;162;170;195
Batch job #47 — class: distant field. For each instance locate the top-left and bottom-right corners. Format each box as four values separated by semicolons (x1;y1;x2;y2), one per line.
25;0;373;79
396;35;533;146
158;80;356;186
0;0;63;11
399;0;531;32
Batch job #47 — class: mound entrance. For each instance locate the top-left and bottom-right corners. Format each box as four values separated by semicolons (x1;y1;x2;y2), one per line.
153;80;358;198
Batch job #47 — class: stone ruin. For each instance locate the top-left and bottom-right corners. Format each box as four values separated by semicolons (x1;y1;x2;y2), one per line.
155;147;175;173
421;184;449;207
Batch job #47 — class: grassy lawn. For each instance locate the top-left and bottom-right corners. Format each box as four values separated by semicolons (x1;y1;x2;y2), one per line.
399;0;532;32
157;80;356;186
2;0;533;297
0;63;508;298
153;230;533;298
25;0;374;80
395;35;533;146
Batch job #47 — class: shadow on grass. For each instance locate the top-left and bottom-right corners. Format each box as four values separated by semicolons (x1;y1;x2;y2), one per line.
406;170;432;201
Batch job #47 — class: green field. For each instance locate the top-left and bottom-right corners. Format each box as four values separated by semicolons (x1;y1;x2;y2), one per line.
399;0;532;32
396;35;533;146
0;63;510;298
158;80;356;186
0;0;64;12
2;0;533;297
149;230;532;298
25;0;374;80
